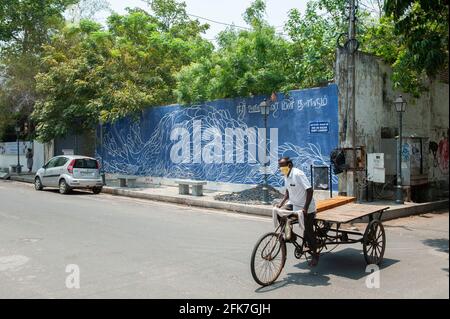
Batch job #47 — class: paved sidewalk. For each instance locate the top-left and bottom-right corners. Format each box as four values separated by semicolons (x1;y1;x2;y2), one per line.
8;173;449;221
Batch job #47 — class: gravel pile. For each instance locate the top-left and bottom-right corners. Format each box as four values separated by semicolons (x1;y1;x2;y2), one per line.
214;185;284;205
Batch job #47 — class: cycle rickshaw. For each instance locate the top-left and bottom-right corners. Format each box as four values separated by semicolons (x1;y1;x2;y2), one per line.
250;203;389;286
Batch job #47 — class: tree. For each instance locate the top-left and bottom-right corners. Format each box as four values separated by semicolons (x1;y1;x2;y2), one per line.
283;1;340;90
65;0;111;23
175;0;291;104
360;15;400;65
0;0;76;140
32;7;212;142
243;0;266;27
0;0;77;53
175;0;377;104
382;0;449;96
144;0;209;39
145;0;188;30
284;0;380;90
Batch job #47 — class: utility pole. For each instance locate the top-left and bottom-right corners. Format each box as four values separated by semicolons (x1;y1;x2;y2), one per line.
346;0;357;197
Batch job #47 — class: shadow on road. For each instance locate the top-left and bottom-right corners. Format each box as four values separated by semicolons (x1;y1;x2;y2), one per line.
255;248;399;293
255;271;331;293
42;189;94;196
422;238;449;254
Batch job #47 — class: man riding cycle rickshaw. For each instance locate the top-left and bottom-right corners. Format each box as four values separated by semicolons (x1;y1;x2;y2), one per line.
274;157;319;267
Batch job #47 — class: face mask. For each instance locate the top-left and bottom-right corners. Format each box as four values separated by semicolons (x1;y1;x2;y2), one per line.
280;166;290;176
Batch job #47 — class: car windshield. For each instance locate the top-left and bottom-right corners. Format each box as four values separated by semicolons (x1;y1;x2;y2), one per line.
73;158;97;169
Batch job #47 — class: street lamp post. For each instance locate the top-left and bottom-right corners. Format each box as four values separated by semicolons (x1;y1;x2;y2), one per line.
15;124;21;174
394;95;407;204
259;99;270;204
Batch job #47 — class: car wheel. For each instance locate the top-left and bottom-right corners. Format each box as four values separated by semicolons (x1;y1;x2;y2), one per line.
92;187;102;194
34;177;43;191
59;179;70;194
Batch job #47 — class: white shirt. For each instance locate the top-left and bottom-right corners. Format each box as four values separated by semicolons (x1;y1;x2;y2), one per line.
284;167;316;214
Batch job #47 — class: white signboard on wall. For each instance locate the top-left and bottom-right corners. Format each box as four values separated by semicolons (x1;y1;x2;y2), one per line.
0;141;32;155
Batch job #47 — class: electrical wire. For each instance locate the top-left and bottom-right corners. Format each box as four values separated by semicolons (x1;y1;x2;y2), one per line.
187;12;291;38
358;1;381;13
187;13;252;31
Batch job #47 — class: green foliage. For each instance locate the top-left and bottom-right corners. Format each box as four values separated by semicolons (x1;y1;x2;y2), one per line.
146;0;188;30
0;0;77;53
283;1;343;90
145;0;209;37
382;0;449;96
243;0;267;27
0;0;76;139
175;0;355;104
32;7;212;142
360;16;399;65
65;0;111;23
175;15;290;104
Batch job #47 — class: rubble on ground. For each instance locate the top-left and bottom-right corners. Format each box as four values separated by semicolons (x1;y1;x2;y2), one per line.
214;185;283;205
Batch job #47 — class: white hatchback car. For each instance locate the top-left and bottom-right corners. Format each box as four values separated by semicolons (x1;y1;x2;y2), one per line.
34;155;104;194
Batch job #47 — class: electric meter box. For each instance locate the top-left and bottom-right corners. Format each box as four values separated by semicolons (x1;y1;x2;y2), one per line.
367;153;385;183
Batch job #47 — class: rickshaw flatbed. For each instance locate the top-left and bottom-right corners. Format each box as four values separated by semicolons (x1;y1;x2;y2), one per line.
315;203;389;224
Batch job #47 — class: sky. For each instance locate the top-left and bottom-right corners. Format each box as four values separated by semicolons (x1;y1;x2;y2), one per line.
96;0;308;41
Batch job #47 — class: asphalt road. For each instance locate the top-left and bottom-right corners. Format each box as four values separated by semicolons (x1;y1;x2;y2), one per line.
0;180;448;298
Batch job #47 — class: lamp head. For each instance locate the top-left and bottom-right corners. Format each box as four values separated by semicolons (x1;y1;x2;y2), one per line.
259;99;270;116
394;95;406;112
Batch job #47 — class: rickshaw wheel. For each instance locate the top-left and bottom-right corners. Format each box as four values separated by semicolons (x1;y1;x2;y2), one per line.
363;220;386;265
251;232;286;286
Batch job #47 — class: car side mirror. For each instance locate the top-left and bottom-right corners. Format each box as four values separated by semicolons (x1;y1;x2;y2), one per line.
42;164;47;169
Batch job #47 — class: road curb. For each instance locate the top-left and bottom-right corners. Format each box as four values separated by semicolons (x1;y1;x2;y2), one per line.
102;186;448;220
102;186;274;216
9;175;34;183
9;176;448;220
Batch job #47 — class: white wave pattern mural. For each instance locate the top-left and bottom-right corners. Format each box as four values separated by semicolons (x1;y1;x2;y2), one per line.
99;104;336;188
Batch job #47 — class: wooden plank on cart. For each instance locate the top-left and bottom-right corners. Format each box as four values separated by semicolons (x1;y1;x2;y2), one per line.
316;203;389;223
316;196;356;212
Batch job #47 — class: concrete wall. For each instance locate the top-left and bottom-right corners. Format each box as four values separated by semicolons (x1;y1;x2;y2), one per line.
98;85;339;190
336;48;449;194
0;141;45;172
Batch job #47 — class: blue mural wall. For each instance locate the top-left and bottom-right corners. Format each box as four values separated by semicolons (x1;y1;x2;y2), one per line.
96;84;339;188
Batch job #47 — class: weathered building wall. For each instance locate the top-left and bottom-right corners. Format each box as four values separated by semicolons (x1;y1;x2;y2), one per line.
429;82;449;183
336;48;449;194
